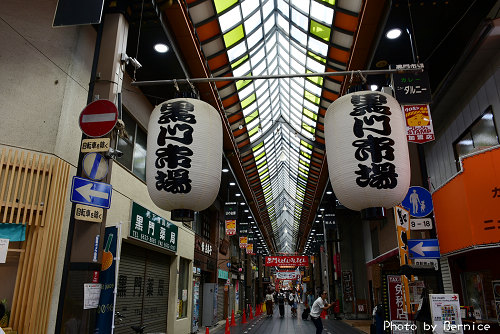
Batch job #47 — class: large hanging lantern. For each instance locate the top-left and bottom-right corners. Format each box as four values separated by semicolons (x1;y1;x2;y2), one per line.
324;91;410;212
147;98;222;213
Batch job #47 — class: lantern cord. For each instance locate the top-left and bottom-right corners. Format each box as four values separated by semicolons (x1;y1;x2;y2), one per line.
357;70;367;84
130;67;423;87
349;71;355;85
173;79;179;92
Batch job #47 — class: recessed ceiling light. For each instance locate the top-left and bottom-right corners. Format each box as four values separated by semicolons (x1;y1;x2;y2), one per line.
229;182;236;186
370;85;379;91
154;43;169;53
386;28;402;39
222;168;229;173
326;191;332;195
236;193;241;197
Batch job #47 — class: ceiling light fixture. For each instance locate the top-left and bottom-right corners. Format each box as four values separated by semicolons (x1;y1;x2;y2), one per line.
222;168;229;173
370;85;379;91
154;43;169;53
386;28;402;39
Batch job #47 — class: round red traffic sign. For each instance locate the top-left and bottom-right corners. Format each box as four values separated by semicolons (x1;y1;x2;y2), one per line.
79;100;118;137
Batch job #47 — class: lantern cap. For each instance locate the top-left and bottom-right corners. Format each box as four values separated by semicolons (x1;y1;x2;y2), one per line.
360;207;386;221
171;209;195;222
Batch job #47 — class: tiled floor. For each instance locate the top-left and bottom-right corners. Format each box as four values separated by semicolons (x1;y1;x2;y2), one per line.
208;304;367;334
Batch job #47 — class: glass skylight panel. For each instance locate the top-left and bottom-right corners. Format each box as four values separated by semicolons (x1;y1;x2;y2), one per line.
277;14;289;34
244;10;262;34
310;1;334;25
291;8;308;30
241;0;259;17
305;80;322;95
219;6;242;33
306;55;326;73
251;47;265;67
247;118;260;131
227;41;247;62
262;0;274;18
303;99;319;112
247;28;263;49
290;58;304;74
239;84;255;101
290;43;306;63
307;37;328;56
291;0;310;14
290;26;307;47
277;0;289;18
253;60;267;76
243;101;257;117
263;14;275;35
233;59;251;77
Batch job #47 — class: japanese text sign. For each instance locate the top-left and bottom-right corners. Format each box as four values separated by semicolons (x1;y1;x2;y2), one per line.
393;64;431;104
265;256;309;267
130;202;178;252
403;104;435;143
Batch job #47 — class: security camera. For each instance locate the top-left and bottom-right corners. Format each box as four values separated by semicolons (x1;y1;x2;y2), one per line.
120;53;142;70
105;148;123;159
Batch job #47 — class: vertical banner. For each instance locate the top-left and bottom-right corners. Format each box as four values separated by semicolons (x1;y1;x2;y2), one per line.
224;202;238;236
403;104;435;144
387;275;411;334
94;226;118;333
394;206;413;316
239;236;248;248
246;243;253;254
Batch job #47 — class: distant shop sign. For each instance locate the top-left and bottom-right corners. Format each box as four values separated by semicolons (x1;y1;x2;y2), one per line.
218;269;228;280
129;202;178;252
265;255;308;267
393;64;431;104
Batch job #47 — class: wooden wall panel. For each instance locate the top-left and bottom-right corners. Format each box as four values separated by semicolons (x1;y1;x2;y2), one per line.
0;148;71;333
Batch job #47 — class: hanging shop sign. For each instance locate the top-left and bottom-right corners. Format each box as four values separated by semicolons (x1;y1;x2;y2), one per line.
342;270;354;302
324;91;410;212
129;202;178;252
195;236;213;256
81;138;110;153
246;243;253;254
276;271;299;280
218;269;228;280
265;255;309;267
323;213;336;229
146;98;223;212
403;104;435;144
225;202;238;236
392;64;432;104
79;99;118;138
239;236;248;248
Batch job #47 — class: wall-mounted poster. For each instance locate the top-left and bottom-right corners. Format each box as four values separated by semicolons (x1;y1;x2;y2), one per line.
430;294;463;334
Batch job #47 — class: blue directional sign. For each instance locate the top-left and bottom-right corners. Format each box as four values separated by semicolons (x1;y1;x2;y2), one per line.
408;239;440;259
70;176;112;209
401;186;433;217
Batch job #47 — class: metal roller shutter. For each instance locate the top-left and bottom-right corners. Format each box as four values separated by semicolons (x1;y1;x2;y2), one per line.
217;282;225;322
115;244;147;333
142;250;170;332
114;243;170;333
440;257;454;293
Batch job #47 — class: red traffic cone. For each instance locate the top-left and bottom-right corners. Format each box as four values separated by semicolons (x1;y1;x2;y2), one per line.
231;310;236;326
205;327;210;334
225;317;230;334
257;304;261;316
242;308;247;324
249;305;254;319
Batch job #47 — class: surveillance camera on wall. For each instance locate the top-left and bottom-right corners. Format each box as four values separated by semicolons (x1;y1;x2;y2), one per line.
105;148;123;159
120;53;142;70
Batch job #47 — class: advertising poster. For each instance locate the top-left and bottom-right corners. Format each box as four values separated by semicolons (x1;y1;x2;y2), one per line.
387;275;412;334
246;243;253;254
239;236;248;248
430;294;463;334
403;104;435;144
226;219;236;236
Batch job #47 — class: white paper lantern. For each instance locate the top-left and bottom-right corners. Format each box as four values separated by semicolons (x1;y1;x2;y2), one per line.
324;91;410;211
147;98;222;212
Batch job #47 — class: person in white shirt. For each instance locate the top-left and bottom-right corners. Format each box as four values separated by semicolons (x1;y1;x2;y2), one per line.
265;291;274;317
310;291;332;334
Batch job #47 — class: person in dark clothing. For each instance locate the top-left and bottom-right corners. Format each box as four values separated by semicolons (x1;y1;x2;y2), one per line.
277;290;286;318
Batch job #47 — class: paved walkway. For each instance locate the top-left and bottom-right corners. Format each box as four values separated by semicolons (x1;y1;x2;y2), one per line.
206;304;371;334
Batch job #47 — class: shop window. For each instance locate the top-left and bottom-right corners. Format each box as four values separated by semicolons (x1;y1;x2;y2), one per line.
219;219;226;240
193;211;211;240
453;107;499;171
177;258;190;319
116;108;147;181
461;272;488;320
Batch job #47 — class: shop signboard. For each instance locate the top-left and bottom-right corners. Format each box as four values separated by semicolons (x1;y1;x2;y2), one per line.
265;255;309;267
226;219;236;236
392;64;431;104
430;294;463;334
129;202;178;252
239;236;248;248
276;271;299;280
342;270;354;302
323;213;336;229
218;269;228;280
387;275;411;334
224;202;238;236
246;243;253;254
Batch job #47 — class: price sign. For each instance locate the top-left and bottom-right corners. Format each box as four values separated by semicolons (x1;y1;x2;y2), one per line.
410;218;432;230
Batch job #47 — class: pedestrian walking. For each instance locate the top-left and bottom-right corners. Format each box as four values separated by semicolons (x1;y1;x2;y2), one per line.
265;290;274;318
310;291;333;334
277;289;286;318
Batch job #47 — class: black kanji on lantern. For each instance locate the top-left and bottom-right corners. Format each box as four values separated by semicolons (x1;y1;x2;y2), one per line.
351;93;397;189
155;101;196;194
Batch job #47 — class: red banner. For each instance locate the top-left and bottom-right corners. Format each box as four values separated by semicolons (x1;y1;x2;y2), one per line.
387;275;408;321
265;256;309;267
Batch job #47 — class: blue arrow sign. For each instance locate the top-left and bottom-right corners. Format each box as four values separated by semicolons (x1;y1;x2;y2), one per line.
408;239;440;259
401;186;434;217
70;176;112;209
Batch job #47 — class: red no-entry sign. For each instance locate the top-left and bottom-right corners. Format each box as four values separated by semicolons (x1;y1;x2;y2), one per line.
79;100;118;138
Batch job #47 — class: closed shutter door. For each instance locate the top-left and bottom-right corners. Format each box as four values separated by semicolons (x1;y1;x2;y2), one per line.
217;282;225;321
115;243;170;333
142;250;170;333
115;244;147;333
229;286;235;315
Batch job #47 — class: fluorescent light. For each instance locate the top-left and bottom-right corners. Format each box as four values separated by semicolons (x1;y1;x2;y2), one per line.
154;43;169;53
229;182;236;186
326;191;332;195
386;28;402;39
222;168;229;173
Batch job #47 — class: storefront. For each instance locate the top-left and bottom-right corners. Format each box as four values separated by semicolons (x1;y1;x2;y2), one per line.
193;235;216;331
